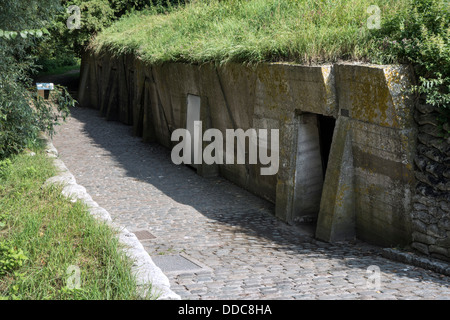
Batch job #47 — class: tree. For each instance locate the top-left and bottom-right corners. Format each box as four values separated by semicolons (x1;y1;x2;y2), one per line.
0;0;73;159
45;0;189;58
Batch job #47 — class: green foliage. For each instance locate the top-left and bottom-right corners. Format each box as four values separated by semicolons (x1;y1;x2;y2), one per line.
52;0;116;56
0;0;75;160
31;1;187;74
93;0;405;64
0;159;12;179
0;211;10;230
0;29;49;40
0;242;28;276
371;0;450;114
0;78;74;159
0;151;151;300
35;48;80;74
0;55;39;159
0;0;62;31
111;0;169;16
34;86;75;136
59;286;86;299
43;0;187;59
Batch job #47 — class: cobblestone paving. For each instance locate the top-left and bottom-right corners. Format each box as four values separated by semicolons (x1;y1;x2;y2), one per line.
52;107;450;300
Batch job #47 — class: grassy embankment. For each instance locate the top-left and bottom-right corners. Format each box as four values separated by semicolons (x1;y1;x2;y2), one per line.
0;141;150;299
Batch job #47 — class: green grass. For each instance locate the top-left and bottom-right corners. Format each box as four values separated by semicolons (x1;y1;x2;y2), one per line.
0;141;151;300
92;0;410;65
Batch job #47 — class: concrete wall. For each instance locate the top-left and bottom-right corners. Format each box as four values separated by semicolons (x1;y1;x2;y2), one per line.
316;65;417;247
78;51;421;249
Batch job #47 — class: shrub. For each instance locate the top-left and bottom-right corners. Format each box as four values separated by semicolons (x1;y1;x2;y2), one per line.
0;73;74;159
0;0;76;160
371;0;449;126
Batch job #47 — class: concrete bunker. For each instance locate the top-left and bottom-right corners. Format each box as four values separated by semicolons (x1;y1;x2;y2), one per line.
78;52;417;249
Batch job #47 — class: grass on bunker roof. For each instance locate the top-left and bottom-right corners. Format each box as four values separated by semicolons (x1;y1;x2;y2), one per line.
92;0;410;65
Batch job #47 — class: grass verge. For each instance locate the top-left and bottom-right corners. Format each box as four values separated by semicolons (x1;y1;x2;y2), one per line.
0;140;150;300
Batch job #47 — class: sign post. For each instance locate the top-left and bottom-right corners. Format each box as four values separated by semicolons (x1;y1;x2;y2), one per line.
36;83;54;100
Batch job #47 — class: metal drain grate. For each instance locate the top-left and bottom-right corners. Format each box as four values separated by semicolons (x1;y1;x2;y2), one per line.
152;254;211;275
133;230;156;240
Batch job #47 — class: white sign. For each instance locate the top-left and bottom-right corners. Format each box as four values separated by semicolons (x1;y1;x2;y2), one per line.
36;83;54;90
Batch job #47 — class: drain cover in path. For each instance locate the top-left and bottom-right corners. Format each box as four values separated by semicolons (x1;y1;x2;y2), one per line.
151;254;210;275
133;230;156;241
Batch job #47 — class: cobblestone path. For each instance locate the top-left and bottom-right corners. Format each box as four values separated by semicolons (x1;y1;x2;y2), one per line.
52;107;450;300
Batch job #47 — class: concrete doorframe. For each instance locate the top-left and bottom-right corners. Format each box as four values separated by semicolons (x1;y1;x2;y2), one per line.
291;113;325;224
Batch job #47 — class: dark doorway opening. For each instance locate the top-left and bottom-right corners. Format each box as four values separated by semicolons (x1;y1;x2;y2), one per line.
318;115;336;179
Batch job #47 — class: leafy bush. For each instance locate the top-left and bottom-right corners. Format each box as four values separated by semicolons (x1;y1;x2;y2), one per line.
371;0;450;118
0;72;74;159
42;0;188;61
0;57;39;159
35;49;79;74
0;0;76;160
50;0;116;57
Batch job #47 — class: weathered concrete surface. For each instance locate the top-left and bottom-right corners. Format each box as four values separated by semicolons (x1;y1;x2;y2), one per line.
292;113;324;222
79;54;337;221
317;64;416;247
316;117;355;242
78;52;418;249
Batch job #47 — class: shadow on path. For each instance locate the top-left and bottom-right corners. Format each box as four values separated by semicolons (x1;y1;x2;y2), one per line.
63;106;450;288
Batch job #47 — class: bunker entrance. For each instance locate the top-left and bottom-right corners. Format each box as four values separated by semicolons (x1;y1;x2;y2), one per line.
318;115;336;178
292;113;335;225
